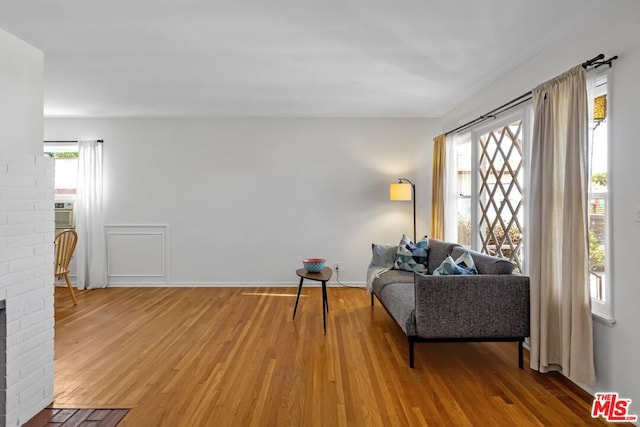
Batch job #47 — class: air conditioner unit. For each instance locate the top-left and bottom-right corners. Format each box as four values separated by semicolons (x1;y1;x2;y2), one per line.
55;202;75;229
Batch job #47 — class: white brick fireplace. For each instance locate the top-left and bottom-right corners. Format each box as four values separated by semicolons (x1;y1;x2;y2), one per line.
0;153;55;426
1;25;53;426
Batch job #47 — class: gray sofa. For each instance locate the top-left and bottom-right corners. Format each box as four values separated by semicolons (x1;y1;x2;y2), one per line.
369;238;530;368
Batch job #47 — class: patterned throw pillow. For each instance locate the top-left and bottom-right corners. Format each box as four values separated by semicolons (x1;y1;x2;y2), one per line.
432;249;478;276
394;235;429;273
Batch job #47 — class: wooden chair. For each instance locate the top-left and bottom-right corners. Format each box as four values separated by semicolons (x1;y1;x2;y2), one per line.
55;229;78;305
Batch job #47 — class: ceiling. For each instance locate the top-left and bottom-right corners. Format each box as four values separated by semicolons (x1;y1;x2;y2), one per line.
1;0;603;118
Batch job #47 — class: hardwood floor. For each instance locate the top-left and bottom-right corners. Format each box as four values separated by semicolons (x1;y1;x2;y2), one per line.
52;286;617;426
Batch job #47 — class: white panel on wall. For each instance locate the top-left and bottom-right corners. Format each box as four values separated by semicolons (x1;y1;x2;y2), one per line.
106;225;168;285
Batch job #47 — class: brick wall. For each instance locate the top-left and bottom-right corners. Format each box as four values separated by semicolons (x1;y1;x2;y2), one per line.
0;152;55;426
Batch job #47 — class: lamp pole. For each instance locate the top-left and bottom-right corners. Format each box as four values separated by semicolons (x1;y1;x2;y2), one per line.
397;178;416;242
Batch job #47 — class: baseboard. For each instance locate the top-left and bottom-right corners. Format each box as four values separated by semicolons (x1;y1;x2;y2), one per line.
102;281;366;288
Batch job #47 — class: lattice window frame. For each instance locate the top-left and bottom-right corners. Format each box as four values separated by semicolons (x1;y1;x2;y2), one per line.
476;120;525;272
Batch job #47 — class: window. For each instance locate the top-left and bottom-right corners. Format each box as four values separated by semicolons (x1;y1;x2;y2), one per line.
476;119;525;271
44;143;78;202
455;138;472;248
451;111;529;272
449;72;613;321
587;72;612;320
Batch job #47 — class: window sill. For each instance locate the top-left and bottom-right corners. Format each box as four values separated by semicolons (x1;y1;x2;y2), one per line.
592;311;616;327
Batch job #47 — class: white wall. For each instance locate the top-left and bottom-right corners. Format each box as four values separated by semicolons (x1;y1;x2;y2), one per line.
439;0;640;414
45;117;437;286
0;28;55;426
0;29;43;155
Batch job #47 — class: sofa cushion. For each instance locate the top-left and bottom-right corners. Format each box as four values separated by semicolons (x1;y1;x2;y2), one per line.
432;250;477;275
451;247;514;274
394;235;429;273
427;239;462;274
372;269;414;296
377;282;416;336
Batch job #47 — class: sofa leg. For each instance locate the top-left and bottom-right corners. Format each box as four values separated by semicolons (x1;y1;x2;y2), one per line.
370;293;374;307
409;338;415;368
518;339;524;369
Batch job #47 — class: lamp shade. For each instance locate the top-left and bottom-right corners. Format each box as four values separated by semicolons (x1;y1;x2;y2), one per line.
390;183;412;201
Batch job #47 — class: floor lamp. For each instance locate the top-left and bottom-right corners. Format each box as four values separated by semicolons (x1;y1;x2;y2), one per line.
390;178;416;242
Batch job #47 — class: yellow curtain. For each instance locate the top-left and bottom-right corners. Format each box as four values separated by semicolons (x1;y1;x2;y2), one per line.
430;134;446;240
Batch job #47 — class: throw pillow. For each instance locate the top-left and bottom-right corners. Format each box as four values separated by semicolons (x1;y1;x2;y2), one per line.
370;243;397;269
433;249;478;276
394;234;429;273
451;246;513;274
454;249;477;274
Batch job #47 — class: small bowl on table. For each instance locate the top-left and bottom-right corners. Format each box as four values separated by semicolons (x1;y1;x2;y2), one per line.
303;258;325;273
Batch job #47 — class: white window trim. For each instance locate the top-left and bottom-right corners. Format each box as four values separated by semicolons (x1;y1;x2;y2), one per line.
445;132;470;243
588;68;615;326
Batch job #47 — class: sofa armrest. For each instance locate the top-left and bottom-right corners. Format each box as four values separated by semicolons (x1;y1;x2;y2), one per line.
413;273;530;339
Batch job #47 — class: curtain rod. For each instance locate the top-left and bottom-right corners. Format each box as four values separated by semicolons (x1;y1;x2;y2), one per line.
44;140;103;143
444;53;617;136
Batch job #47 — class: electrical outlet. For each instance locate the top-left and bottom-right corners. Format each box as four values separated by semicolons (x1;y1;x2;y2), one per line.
334;262;341;271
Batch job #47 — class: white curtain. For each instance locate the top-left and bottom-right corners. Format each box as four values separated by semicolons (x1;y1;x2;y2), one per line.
528;65;595;385
76;140;108;289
